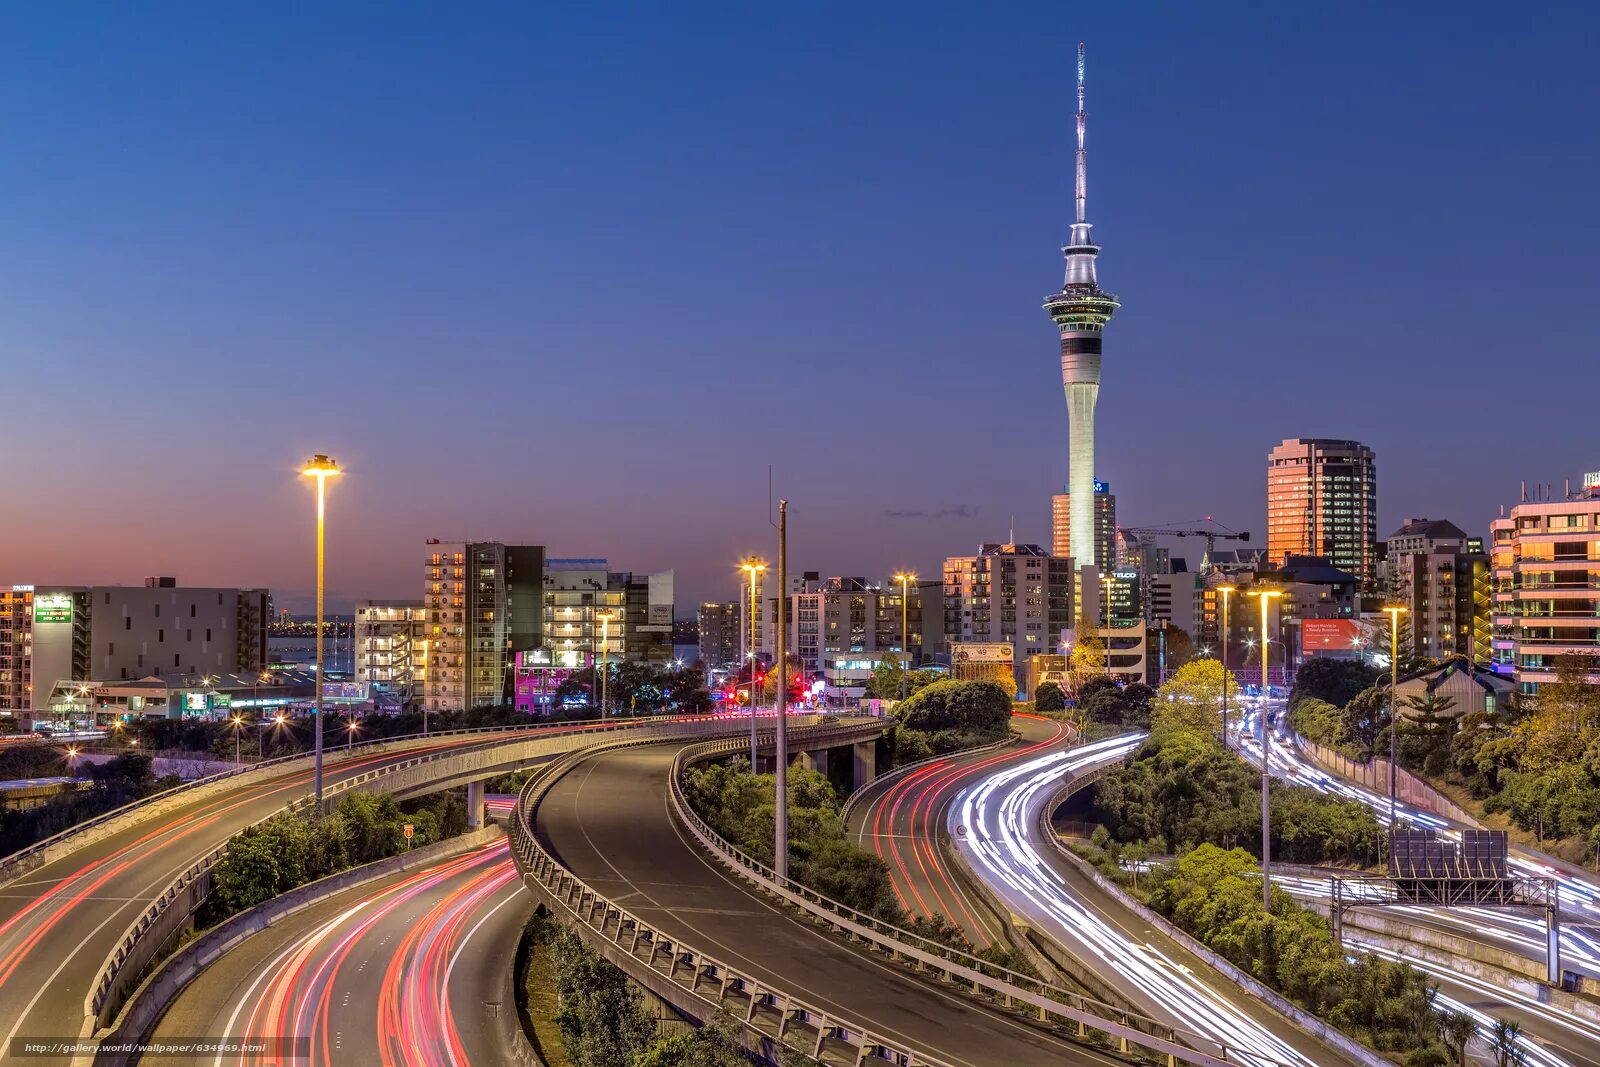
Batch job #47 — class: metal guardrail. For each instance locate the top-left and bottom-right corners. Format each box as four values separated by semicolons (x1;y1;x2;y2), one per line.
508;723;978;1067
668;736;1252;1067
0;713;700;877
84;713;767;1027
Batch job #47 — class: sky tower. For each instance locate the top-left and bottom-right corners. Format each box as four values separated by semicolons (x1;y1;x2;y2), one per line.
1044;42;1120;569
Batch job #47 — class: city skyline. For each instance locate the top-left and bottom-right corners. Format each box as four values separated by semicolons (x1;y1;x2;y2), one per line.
2;5;1597;610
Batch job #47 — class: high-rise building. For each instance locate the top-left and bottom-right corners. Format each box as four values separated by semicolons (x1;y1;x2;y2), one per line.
1266;438;1378;589
1051;479;1116;569
697;601;742;670
943;543;1074;691
788;577;940;689
0;580;271;718
1489;480;1600;693
1384;518;1490;665
354;600;429;705
423;542;674;712
423;541;512;713
1043;43;1119;570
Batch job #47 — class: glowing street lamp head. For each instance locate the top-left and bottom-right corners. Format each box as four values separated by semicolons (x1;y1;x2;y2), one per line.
301;454;342;480
893;572;916;585
739;559;767;579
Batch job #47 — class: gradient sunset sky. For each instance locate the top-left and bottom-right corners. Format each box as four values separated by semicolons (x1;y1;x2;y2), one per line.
2;4;1595;611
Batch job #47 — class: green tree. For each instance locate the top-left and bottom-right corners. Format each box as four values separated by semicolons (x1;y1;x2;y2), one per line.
635;1013;745;1067
1491;1019;1527;1067
1289;658;1379;711
549;926;657;1067
1152;659;1238;739
1034;681;1066;712
1070;615;1107;688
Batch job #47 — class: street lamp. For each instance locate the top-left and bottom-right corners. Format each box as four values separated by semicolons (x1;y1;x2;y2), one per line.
892;572;916;700
346;719;361;750
739;559;766;767
1249;587;1282;911
1382;605;1409;827
230;714;244;766
301;453;341;811
1217;584;1236;743
597;611;613;716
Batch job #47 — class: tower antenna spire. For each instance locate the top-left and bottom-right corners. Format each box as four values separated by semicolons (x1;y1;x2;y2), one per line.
1075;41;1087;225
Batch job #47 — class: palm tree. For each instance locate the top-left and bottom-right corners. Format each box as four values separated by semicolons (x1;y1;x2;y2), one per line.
1492;1018;1527;1067
1439;1010;1474;1067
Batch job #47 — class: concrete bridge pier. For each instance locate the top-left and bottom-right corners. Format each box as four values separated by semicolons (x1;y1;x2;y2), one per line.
466;780;485;830
852;741;877;791
796;750;826;774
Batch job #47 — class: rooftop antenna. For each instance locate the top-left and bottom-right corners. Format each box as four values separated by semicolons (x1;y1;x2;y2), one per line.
1009;514;1016;543
1075;41;1088;225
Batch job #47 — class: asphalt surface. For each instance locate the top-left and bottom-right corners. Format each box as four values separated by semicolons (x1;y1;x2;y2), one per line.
1232;703;1600;1067
0;721;638;1063
533;741;1125;1067
845;712;1071;948
952;733;1360;1067
142;829;530;1067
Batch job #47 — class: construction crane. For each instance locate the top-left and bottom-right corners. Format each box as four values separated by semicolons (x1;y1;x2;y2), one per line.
1119;518;1250;566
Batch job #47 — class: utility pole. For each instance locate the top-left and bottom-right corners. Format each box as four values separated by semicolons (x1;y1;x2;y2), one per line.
774;500;789;882
1384;605;1408;827
1251;588;1281;911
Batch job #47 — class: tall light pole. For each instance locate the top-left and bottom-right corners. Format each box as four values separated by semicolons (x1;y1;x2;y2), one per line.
301;454;341;811
774;500;789;881
893;572;915;700
1217;584;1236;742
230;714;243;766
598;611;612;716
1249;587;1281;911
1383;605;1409;827
740;559;766;767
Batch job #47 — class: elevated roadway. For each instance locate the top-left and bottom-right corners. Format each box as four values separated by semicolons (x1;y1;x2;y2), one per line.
529;736;1130;1066
0;713;787;1062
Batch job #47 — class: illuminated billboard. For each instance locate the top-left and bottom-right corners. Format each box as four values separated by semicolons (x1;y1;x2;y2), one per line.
33;593;73;624
1302;619;1363;654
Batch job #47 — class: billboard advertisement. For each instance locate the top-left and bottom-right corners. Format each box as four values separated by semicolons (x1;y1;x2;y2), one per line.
33;593;74;624
1302;619;1363;654
951;642;1014;663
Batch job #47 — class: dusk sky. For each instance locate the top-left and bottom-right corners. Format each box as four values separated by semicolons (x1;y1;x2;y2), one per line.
2;4;1596;612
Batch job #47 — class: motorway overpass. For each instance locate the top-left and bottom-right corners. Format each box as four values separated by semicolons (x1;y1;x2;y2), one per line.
0;713;830;1063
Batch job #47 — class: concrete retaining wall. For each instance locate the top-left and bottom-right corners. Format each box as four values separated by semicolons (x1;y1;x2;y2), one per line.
93;825;506;1067
1044;837;1390;1067
1292;734;1481;827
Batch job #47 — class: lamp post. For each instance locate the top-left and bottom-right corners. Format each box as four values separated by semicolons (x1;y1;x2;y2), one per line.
598;611;612;716
1217;584;1236;743
893;572;916;700
1383;605;1409;827
230;714;243;766
740;559;766;767
301;453;341;811
1249;588;1282;911
347;719;360;750
774;500;789;882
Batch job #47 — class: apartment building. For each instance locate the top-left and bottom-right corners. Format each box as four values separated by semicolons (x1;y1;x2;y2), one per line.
1489;480;1600;693
1266;438;1378;590
1384;518;1490;665
943;543;1074;691
354;600;429;704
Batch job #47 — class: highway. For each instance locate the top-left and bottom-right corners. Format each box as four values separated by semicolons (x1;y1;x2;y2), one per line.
141;803;529;1067
1231;704;1600;1066
845;711;1071;948
532;739;1128;1067
0;717;731;1062
946;733;1357;1067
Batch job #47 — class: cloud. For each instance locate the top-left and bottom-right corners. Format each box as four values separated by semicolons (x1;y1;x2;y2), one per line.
884;504;977;520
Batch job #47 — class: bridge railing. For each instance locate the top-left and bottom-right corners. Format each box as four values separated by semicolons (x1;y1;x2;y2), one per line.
507;721;975;1067
670;735;1270;1067
84;712;775;1030
0;711;745;878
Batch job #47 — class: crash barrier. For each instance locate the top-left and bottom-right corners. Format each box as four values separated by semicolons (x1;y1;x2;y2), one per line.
669;735;1276;1067
85;713;789;1029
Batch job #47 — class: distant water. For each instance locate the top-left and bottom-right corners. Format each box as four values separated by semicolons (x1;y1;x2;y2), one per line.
268;636;353;674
